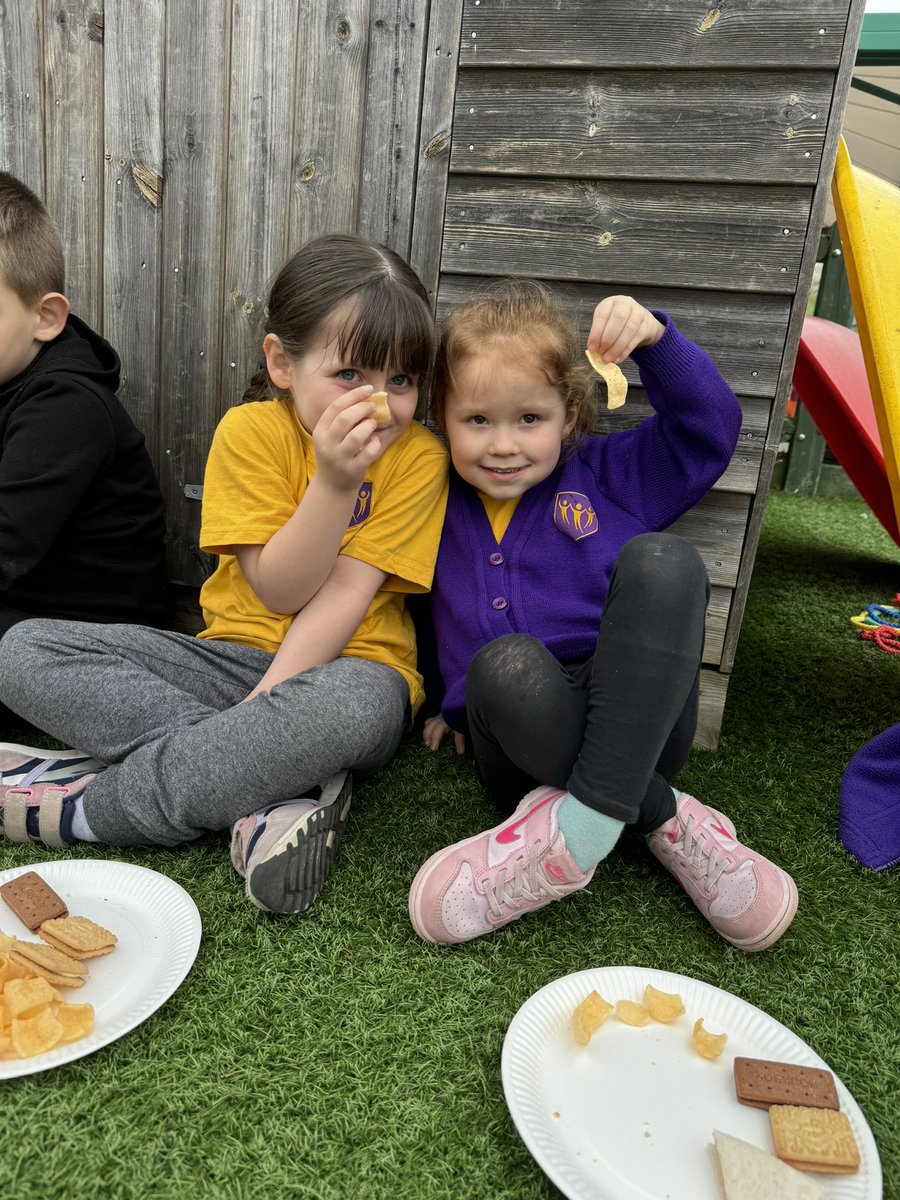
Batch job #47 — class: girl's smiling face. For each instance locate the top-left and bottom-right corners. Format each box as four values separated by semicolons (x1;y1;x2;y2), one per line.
442;351;577;499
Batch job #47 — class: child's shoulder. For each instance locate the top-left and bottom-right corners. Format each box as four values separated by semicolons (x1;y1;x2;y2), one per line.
14;314;119;405
215;398;294;440
401;419;447;450
388;419;449;464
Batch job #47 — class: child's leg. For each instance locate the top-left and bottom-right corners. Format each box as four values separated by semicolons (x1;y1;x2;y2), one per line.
410;532;775;946
0;618;407;845
76;657;406;846
465;533;705;832
564;531;708;829
465;633;587;815
0;618;270;759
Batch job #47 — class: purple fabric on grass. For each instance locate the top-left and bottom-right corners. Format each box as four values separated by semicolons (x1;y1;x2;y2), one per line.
839;722;900;870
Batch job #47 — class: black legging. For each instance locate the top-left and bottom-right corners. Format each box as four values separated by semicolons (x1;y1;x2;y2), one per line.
465;532;709;834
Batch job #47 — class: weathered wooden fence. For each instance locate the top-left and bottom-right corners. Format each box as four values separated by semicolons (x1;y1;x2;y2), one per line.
0;0;866;745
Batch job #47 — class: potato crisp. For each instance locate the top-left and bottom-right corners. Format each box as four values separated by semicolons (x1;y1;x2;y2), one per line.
1;935;96;1060
585;350;628;410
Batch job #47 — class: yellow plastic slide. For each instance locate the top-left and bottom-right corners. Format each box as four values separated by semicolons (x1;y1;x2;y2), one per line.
831;136;900;534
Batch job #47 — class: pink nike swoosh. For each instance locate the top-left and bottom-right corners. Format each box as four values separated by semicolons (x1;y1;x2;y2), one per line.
711;822;733;838
496;792;560;845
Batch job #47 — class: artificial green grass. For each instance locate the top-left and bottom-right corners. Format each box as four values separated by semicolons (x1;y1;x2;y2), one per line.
1;490;898;1200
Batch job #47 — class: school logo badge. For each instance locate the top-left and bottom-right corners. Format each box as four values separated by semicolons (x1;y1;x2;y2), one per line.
553;491;598;540
349;482;372;527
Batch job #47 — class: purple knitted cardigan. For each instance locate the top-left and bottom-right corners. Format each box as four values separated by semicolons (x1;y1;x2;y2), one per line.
429;312;743;732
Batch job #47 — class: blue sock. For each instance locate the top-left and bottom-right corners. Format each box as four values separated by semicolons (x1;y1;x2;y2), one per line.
557;792;625;872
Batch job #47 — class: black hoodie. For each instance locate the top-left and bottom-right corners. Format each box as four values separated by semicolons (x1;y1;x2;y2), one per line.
0;314;168;631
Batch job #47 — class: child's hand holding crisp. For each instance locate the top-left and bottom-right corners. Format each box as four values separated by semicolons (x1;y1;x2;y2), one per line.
588;295;664;365
312;387;384;493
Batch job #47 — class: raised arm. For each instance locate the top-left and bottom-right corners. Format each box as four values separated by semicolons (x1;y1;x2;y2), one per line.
237;389;382;615
591;300;743;530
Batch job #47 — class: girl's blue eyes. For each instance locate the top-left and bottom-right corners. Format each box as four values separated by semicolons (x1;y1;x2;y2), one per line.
336;369;413;388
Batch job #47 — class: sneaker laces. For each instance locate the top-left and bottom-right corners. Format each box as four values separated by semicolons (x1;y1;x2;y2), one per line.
480;842;552;919
673;814;730;893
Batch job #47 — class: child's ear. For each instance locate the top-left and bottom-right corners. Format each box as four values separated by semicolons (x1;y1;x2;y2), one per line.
35;292;69;342
263;333;293;391
562;401;580;439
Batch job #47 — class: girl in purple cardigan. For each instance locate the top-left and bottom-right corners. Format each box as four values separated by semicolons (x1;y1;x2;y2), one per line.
408;281;798;949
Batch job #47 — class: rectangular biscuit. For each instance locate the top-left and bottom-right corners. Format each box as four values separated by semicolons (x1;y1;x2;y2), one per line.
0;871;68;931
769;1105;861;1174
734;1056;840;1111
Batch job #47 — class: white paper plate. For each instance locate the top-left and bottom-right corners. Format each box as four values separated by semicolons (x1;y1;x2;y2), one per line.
0;859;202;1077
502;966;882;1200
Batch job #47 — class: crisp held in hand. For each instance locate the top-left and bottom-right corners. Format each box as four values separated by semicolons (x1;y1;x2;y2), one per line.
585;350;628;410
370;391;392;427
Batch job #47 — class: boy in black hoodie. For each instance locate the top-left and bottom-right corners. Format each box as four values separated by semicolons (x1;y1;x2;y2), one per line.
0;171;168;643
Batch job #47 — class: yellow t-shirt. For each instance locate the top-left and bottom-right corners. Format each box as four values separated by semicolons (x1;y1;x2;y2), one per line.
198;400;449;714
478;492;520;543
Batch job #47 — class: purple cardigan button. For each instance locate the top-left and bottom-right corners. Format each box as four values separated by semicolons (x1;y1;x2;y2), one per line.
491;597;508;610
489;552;504;565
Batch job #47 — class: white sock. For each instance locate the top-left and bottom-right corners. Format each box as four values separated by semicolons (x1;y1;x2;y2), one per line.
69;797;99;843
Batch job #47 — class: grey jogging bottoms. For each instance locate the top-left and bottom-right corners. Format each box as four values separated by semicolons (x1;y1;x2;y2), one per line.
0;620;409;846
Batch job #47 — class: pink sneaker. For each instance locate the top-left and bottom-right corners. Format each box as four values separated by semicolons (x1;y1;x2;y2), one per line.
408;786;595;944
0;744;100;848
646;793;798;951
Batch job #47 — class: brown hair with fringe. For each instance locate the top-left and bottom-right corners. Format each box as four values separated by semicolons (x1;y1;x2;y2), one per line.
430;279;596;440
242;233;434;405
0;172;65;304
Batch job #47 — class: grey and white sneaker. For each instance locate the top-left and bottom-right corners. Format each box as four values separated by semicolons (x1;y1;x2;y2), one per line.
230;771;352;914
0;743;105;787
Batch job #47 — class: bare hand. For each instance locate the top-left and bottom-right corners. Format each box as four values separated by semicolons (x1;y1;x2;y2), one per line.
587;295;664;365
312;388;383;492
423;714;466;754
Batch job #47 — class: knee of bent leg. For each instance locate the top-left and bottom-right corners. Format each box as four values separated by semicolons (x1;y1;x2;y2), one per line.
467;634;549;696
618;532;708;596
0;620;43;698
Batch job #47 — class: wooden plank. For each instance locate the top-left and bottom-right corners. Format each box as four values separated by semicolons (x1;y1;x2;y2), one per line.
721;0;867;672
103;0;164;458
696;667;729;751
0;3;44;190
356;0;430;257
670;491;750;590
290;0;367;249
156;0;230;586
409;1;465;307
436;276;790;399
703;588;731;668
452;70;832;184
42;0;104;330
441;177;811;293
460;1;850;69
220;0;300;437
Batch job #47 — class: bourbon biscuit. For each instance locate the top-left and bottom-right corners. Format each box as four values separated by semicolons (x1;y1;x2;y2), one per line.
734;1057;840;1111
0;871;68;931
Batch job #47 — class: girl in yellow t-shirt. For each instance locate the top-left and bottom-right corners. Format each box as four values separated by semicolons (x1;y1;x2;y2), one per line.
0;234;449;916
